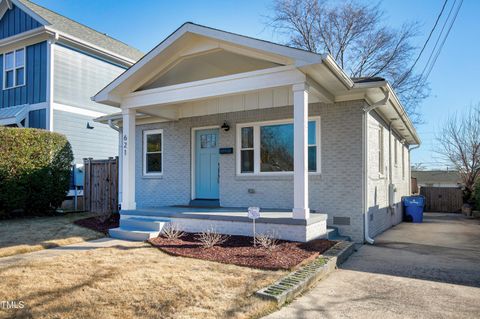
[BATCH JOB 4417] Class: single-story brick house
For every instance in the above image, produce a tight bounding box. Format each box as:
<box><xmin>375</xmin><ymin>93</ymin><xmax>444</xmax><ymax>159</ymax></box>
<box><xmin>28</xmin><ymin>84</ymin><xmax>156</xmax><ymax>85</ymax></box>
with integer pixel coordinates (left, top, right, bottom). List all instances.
<box><xmin>94</xmin><ymin>23</ymin><xmax>420</xmax><ymax>243</ymax></box>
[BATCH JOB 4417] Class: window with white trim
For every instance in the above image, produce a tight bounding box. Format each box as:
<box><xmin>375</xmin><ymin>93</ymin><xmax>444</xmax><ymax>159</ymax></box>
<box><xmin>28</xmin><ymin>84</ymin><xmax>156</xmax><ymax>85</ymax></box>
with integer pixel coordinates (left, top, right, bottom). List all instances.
<box><xmin>3</xmin><ymin>48</ymin><xmax>25</xmax><ymax>89</ymax></box>
<box><xmin>402</xmin><ymin>145</ymin><xmax>405</xmax><ymax>180</ymax></box>
<box><xmin>394</xmin><ymin>139</ymin><xmax>398</xmax><ymax>165</ymax></box>
<box><xmin>378</xmin><ymin>127</ymin><xmax>384</xmax><ymax>175</ymax></box>
<box><xmin>237</xmin><ymin>118</ymin><xmax>320</xmax><ymax>175</ymax></box>
<box><xmin>143</xmin><ymin>129</ymin><xmax>163</xmax><ymax>175</ymax></box>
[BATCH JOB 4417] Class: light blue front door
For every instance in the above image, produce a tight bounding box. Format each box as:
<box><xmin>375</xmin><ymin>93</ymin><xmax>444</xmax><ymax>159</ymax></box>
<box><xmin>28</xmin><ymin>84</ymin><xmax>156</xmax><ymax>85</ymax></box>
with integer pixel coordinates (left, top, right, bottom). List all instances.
<box><xmin>195</xmin><ymin>129</ymin><xmax>219</xmax><ymax>199</ymax></box>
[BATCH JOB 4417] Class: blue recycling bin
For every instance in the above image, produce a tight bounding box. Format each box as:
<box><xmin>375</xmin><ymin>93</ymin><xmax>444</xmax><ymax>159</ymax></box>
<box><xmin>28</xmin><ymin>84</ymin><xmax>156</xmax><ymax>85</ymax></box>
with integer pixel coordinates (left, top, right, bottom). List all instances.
<box><xmin>403</xmin><ymin>196</ymin><xmax>425</xmax><ymax>223</ymax></box>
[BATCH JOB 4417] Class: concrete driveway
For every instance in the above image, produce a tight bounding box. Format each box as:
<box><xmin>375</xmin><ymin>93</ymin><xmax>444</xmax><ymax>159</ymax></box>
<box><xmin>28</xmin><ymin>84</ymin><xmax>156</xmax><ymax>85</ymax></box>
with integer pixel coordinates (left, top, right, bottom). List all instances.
<box><xmin>266</xmin><ymin>213</ymin><xmax>480</xmax><ymax>319</ymax></box>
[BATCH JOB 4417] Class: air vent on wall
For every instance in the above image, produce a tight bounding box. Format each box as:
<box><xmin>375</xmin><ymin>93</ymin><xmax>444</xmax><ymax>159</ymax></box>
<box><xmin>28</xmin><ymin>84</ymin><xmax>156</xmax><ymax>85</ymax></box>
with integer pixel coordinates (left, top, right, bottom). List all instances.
<box><xmin>333</xmin><ymin>216</ymin><xmax>351</xmax><ymax>226</ymax></box>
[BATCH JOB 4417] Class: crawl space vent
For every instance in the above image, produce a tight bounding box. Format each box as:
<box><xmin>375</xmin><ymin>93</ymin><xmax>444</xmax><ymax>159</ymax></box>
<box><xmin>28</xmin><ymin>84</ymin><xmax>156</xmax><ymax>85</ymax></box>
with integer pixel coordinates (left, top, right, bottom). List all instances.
<box><xmin>333</xmin><ymin>216</ymin><xmax>351</xmax><ymax>226</ymax></box>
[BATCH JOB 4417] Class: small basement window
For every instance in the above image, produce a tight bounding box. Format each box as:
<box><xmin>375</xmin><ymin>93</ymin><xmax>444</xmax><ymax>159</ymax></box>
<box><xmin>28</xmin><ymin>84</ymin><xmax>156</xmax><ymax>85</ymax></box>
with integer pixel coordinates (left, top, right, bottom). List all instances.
<box><xmin>143</xmin><ymin>129</ymin><xmax>163</xmax><ymax>176</ymax></box>
<box><xmin>3</xmin><ymin>48</ymin><xmax>25</xmax><ymax>89</ymax></box>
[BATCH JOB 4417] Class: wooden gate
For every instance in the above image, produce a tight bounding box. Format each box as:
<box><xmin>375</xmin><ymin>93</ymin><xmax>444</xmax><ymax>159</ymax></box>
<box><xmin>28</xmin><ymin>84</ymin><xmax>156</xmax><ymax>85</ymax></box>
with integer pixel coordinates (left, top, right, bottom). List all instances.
<box><xmin>420</xmin><ymin>187</ymin><xmax>463</xmax><ymax>213</ymax></box>
<box><xmin>83</xmin><ymin>157</ymin><xmax>119</xmax><ymax>214</ymax></box>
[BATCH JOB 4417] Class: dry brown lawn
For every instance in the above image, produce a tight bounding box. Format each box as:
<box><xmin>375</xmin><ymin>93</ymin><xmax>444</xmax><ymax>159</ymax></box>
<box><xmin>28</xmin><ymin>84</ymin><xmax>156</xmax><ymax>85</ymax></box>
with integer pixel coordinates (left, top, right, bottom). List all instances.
<box><xmin>0</xmin><ymin>212</ymin><xmax>104</xmax><ymax>257</ymax></box>
<box><xmin>0</xmin><ymin>242</ymin><xmax>285</xmax><ymax>319</ymax></box>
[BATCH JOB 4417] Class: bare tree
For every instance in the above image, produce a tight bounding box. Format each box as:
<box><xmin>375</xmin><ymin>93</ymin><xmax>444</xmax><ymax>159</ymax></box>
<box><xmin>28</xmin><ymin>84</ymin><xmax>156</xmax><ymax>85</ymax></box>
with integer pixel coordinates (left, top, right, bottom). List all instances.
<box><xmin>268</xmin><ymin>0</ymin><xmax>428</xmax><ymax>123</ymax></box>
<box><xmin>436</xmin><ymin>104</ymin><xmax>480</xmax><ymax>201</ymax></box>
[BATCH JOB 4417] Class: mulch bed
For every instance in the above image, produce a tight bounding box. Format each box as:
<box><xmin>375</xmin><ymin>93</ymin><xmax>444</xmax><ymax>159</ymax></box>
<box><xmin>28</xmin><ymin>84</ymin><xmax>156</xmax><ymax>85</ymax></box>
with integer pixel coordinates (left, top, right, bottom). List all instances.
<box><xmin>74</xmin><ymin>213</ymin><xmax>120</xmax><ymax>234</ymax></box>
<box><xmin>148</xmin><ymin>233</ymin><xmax>336</xmax><ymax>270</ymax></box>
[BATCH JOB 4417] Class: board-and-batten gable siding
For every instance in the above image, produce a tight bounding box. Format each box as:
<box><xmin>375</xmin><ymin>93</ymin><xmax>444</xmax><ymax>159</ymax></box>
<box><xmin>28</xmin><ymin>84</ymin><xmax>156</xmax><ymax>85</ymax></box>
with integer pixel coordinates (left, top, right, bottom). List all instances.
<box><xmin>0</xmin><ymin>41</ymin><xmax>47</xmax><ymax>108</ymax></box>
<box><xmin>0</xmin><ymin>4</ymin><xmax>42</xmax><ymax>40</ymax></box>
<box><xmin>53</xmin><ymin>44</ymin><xmax>125</xmax><ymax>114</ymax></box>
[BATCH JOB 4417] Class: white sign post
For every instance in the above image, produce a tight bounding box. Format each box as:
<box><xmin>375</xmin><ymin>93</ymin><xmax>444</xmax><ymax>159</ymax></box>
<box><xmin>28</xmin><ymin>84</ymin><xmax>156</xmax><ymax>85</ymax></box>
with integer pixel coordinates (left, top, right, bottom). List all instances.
<box><xmin>248</xmin><ymin>207</ymin><xmax>260</xmax><ymax>247</ymax></box>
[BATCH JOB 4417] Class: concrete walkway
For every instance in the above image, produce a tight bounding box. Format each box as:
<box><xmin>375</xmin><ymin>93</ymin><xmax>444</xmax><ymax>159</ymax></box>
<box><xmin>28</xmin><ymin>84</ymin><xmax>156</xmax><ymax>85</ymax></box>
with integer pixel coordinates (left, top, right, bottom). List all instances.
<box><xmin>266</xmin><ymin>213</ymin><xmax>480</xmax><ymax>319</ymax></box>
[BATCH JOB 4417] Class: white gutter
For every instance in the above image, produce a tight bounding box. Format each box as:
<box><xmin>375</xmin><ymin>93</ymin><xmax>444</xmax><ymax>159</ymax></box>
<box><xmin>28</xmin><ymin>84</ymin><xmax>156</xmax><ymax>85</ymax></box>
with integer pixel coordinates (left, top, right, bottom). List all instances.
<box><xmin>408</xmin><ymin>144</ymin><xmax>421</xmax><ymax>194</ymax></box>
<box><xmin>362</xmin><ymin>89</ymin><xmax>390</xmax><ymax>244</ymax></box>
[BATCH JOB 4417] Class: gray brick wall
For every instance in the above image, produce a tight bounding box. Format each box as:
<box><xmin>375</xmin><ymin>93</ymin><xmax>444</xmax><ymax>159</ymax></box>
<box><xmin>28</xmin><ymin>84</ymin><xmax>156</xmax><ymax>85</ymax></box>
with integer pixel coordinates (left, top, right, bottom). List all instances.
<box><xmin>367</xmin><ymin>111</ymin><xmax>410</xmax><ymax>238</ymax></box>
<box><xmin>133</xmin><ymin>101</ymin><xmax>366</xmax><ymax>242</ymax></box>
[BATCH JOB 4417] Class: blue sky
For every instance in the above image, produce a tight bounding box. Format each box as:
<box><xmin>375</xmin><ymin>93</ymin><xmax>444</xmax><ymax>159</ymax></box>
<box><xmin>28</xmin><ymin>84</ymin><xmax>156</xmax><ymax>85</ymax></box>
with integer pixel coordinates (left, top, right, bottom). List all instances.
<box><xmin>34</xmin><ymin>0</ymin><xmax>480</xmax><ymax>169</ymax></box>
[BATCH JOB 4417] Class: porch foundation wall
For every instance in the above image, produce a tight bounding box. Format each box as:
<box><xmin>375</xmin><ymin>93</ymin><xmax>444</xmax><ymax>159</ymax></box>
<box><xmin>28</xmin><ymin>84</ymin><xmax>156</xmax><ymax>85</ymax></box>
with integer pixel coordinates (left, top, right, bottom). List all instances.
<box><xmin>167</xmin><ymin>217</ymin><xmax>327</xmax><ymax>242</ymax></box>
<box><xmin>133</xmin><ymin>101</ymin><xmax>366</xmax><ymax>242</ymax></box>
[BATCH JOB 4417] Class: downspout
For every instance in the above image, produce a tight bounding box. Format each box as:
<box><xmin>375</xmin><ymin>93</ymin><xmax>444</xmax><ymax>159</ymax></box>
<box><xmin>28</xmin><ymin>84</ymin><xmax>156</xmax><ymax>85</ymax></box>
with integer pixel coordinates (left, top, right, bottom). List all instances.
<box><xmin>363</xmin><ymin>89</ymin><xmax>390</xmax><ymax>244</ymax></box>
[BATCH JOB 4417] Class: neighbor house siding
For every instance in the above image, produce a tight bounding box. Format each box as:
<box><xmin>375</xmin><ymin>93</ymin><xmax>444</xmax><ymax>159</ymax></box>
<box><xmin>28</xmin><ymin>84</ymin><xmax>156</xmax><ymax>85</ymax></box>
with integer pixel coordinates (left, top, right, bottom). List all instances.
<box><xmin>53</xmin><ymin>44</ymin><xmax>125</xmax><ymax>114</ymax></box>
<box><xmin>366</xmin><ymin>111</ymin><xmax>410</xmax><ymax>237</ymax></box>
<box><xmin>28</xmin><ymin>108</ymin><xmax>46</xmax><ymax>128</ymax></box>
<box><xmin>0</xmin><ymin>4</ymin><xmax>42</xmax><ymax>39</ymax></box>
<box><xmin>132</xmin><ymin>100</ymin><xmax>366</xmax><ymax>242</ymax></box>
<box><xmin>0</xmin><ymin>41</ymin><xmax>47</xmax><ymax>108</ymax></box>
<box><xmin>53</xmin><ymin>109</ymin><xmax>118</xmax><ymax>163</ymax></box>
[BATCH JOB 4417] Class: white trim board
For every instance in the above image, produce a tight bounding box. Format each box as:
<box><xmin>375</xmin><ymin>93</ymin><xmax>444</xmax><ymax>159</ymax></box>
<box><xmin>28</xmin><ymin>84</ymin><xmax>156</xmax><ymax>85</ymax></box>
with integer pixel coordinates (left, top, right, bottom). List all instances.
<box><xmin>52</xmin><ymin>103</ymin><xmax>107</xmax><ymax>118</ymax></box>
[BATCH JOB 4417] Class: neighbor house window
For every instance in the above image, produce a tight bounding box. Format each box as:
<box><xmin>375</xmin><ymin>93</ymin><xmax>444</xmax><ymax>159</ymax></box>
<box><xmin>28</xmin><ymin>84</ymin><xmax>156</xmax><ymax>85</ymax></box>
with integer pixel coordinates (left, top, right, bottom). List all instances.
<box><xmin>378</xmin><ymin>128</ymin><xmax>384</xmax><ymax>175</ymax></box>
<box><xmin>3</xmin><ymin>48</ymin><xmax>25</xmax><ymax>89</ymax></box>
<box><xmin>237</xmin><ymin>118</ymin><xmax>320</xmax><ymax>175</ymax></box>
<box><xmin>143</xmin><ymin>129</ymin><xmax>163</xmax><ymax>175</ymax></box>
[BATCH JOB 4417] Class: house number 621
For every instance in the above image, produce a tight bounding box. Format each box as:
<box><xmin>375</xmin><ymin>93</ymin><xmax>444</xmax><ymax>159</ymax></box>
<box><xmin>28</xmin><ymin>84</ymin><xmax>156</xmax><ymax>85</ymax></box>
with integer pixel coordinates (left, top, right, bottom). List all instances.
<box><xmin>123</xmin><ymin>134</ymin><xmax>128</xmax><ymax>156</ymax></box>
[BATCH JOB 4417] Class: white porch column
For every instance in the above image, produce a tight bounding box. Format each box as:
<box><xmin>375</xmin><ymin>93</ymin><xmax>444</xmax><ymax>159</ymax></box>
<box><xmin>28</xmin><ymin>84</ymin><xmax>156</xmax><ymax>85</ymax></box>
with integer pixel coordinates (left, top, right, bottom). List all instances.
<box><xmin>121</xmin><ymin>108</ymin><xmax>136</xmax><ymax>210</ymax></box>
<box><xmin>292</xmin><ymin>83</ymin><xmax>310</xmax><ymax>219</ymax></box>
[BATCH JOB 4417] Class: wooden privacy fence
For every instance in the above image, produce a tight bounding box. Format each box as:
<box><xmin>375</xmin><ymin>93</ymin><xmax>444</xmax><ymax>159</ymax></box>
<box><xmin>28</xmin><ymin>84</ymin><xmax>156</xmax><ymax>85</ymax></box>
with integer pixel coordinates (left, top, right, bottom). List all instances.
<box><xmin>420</xmin><ymin>187</ymin><xmax>463</xmax><ymax>213</ymax></box>
<box><xmin>83</xmin><ymin>157</ymin><xmax>119</xmax><ymax>214</ymax></box>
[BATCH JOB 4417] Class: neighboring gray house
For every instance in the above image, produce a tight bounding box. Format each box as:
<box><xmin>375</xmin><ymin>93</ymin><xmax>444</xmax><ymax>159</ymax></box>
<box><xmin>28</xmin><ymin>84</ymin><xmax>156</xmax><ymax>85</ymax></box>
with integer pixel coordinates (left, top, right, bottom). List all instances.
<box><xmin>95</xmin><ymin>23</ymin><xmax>420</xmax><ymax>243</ymax></box>
<box><xmin>0</xmin><ymin>0</ymin><xmax>143</xmax><ymax>163</ymax></box>
<box><xmin>412</xmin><ymin>170</ymin><xmax>463</xmax><ymax>188</ymax></box>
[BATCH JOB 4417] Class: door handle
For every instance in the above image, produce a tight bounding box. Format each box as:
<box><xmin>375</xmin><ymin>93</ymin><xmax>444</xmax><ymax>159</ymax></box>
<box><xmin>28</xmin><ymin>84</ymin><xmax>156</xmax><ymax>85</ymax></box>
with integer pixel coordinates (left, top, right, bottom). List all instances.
<box><xmin>217</xmin><ymin>162</ymin><xmax>220</xmax><ymax>184</ymax></box>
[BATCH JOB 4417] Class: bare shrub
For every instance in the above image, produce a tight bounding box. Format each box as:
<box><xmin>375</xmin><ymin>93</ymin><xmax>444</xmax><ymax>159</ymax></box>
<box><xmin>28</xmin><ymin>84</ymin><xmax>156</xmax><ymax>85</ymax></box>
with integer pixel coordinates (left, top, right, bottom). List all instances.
<box><xmin>161</xmin><ymin>223</ymin><xmax>185</xmax><ymax>240</ymax></box>
<box><xmin>255</xmin><ymin>231</ymin><xmax>279</xmax><ymax>250</ymax></box>
<box><xmin>196</xmin><ymin>227</ymin><xmax>229</xmax><ymax>248</ymax></box>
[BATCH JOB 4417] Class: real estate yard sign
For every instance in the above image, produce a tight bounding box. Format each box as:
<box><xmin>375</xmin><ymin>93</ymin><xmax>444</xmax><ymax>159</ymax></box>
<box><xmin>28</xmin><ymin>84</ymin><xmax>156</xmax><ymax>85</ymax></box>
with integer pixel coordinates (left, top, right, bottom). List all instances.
<box><xmin>248</xmin><ymin>207</ymin><xmax>260</xmax><ymax>246</ymax></box>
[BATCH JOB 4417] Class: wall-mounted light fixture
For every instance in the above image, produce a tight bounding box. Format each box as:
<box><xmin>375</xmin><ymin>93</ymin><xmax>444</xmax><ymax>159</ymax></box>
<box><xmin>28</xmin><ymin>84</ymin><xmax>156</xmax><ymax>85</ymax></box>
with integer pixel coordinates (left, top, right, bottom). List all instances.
<box><xmin>86</xmin><ymin>122</ymin><xmax>94</xmax><ymax>129</ymax></box>
<box><xmin>221</xmin><ymin>121</ymin><xmax>230</xmax><ymax>131</ymax></box>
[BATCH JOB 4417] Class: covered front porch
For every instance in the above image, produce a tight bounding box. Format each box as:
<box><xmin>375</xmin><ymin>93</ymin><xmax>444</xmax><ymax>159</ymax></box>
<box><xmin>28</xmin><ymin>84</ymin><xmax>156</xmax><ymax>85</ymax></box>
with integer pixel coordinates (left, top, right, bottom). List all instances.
<box><xmin>93</xmin><ymin>23</ymin><xmax>360</xmax><ymax>242</ymax></box>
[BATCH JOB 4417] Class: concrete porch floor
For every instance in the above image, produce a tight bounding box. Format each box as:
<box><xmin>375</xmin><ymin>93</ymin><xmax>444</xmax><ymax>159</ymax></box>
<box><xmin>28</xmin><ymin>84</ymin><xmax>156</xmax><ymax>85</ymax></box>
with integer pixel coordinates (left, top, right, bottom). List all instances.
<box><xmin>120</xmin><ymin>206</ymin><xmax>328</xmax><ymax>225</ymax></box>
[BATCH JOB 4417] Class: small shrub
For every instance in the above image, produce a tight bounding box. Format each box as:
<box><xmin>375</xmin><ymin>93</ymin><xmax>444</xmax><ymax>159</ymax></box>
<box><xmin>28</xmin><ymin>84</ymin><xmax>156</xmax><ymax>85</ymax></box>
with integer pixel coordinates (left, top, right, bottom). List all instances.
<box><xmin>0</xmin><ymin>127</ymin><xmax>73</xmax><ymax>218</ymax></box>
<box><xmin>161</xmin><ymin>223</ymin><xmax>185</xmax><ymax>240</ymax></box>
<box><xmin>255</xmin><ymin>231</ymin><xmax>279</xmax><ymax>250</ymax></box>
<box><xmin>196</xmin><ymin>227</ymin><xmax>229</xmax><ymax>248</ymax></box>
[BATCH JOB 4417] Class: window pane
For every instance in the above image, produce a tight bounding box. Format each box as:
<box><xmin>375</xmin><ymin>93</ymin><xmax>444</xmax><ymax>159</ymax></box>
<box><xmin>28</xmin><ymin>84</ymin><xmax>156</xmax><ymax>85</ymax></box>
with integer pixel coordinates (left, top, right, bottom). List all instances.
<box><xmin>146</xmin><ymin>133</ymin><xmax>161</xmax><ymax>152</ymax></box>
<box><xmin>241</xmin><ymin>127</ymin><xmax>253</xmax><ymax>148</ymax></box>
<box><xmin>5</xmin><ymin>52</ymin><xmax>13</xmax><ymax>69</ymax></box>
<box><xmin>15</xmin><ymin>49</ymin><xmax>24</xmax><ymax>67</ymax></box>
<box><xmin>308</xmin><ymin>121</ymin><xmax>316</xmax><ymax>145</ymax></box>
<box><xmin>260</xmin><ymin>123</ymin><xmax>294</xmax><ymax>172</ymax></box>
<box><xmin>15</xmin><ymin>67</ymin><xmax>24</xmax><ymax>86</ymax></box>
<box><xmin>147</xmin><ymin>153</ymin><xmax>162</xmax><ymax>173</ymax></box>
<box><xmin>5</xmin><ymin>70</ymin><xmax>13</xmax><ymax>88</ymax></box>
<box><xmin>241</xmin><ymin>150</ymin><xmax>254</xmax><ymax>173</ymax></box>
<box><xmin>308</xmin><ymin>146</ymin><xmax>317</xmax><ymax>172</ymax></box>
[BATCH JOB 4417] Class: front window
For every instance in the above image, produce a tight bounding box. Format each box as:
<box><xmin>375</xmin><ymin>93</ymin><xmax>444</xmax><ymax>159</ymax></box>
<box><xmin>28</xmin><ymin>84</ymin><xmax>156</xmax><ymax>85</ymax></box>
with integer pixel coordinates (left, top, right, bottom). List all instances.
<box><xmin>3</xmin><ymin>48</ymin><xmax>25</xmax><ymax>89</ymax></box>
<box><xmin>378</xmin><ymin>128</ymin><xmax>384</xmax><ymax>175</ymax></box>
<box><xmin>143</xmin><ymin>129</ymin><xmax>163</xmax><ymax>175</ymax></box>
<box><xmin>238</xmin><ymin>118</ymin><xmax>320</xmax><ymax>175</ymax></box>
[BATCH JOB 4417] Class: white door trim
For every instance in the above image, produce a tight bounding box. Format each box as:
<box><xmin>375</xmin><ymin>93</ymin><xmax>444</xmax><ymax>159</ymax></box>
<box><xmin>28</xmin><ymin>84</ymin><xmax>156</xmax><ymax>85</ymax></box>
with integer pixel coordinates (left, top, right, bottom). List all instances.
<box><xmin>191</xmin><ymin>125</ymin><xmax>220</xmax><ymax>200</ymax></box>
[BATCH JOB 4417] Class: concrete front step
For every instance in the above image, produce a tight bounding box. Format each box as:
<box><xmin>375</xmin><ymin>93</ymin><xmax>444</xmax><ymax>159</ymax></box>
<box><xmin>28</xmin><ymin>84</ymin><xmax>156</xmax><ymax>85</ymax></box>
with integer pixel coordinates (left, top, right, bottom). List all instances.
<box><xmin>120</xmin><ymin>217</ymin><xmax>170</xmax><ymax>231</ymax></box>
<box><xmin>109</xmin><ymin>227</ymin><xmax>161</xmax><ymax>241</ymax></box>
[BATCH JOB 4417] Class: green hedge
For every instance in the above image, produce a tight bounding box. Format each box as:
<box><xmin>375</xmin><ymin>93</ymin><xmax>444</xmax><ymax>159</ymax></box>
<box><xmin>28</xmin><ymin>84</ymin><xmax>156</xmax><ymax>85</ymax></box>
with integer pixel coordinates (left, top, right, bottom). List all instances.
<box><xmin>0</xmin><ymin>127</ymin><xmax>73</xmax><ymax>218</ymax></box>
